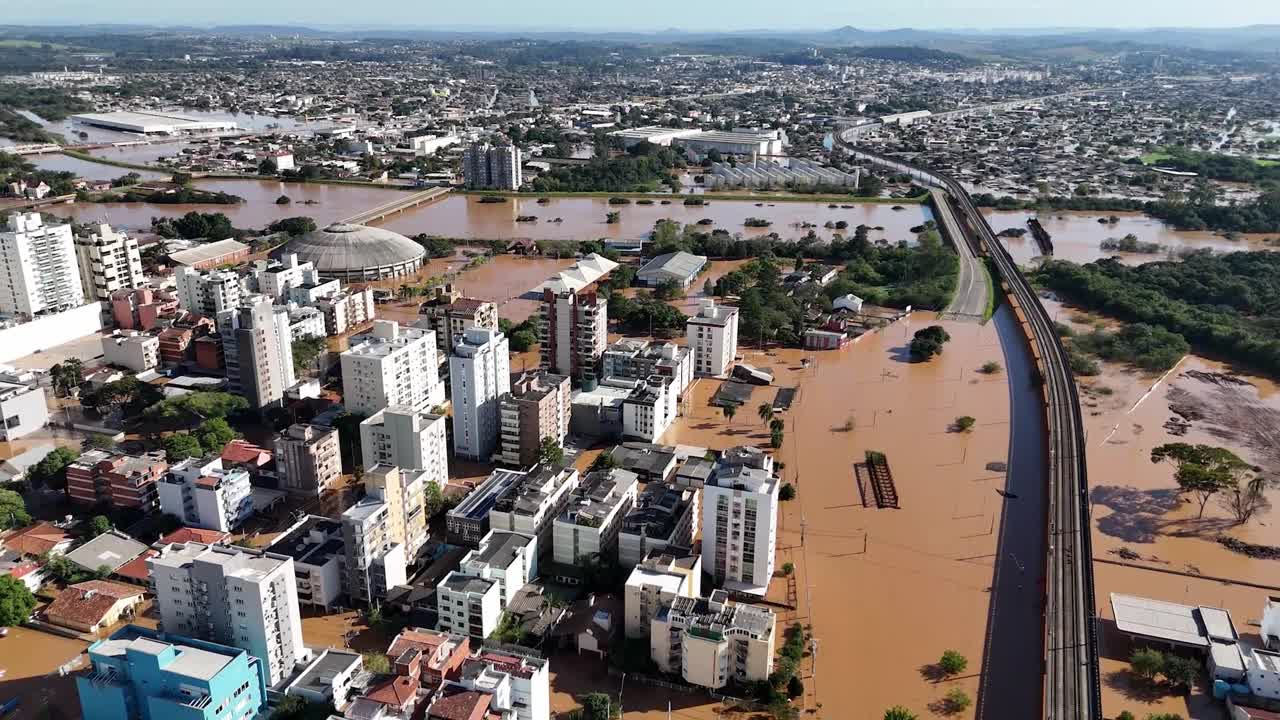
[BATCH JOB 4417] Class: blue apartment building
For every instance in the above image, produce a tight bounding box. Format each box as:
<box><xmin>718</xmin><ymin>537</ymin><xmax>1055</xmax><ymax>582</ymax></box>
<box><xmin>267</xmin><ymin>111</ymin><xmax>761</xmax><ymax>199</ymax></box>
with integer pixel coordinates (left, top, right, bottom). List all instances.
<box><xmin>75</xmin><ymin>625</ymin><xmax>268</xmax><ymax>720</ymax></box>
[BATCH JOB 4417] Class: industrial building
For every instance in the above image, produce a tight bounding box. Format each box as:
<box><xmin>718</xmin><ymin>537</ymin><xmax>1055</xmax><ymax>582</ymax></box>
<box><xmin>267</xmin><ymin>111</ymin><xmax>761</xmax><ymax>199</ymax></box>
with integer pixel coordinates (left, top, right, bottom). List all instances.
<box><xmin>71</xmin><ymin>110</ymin><xmax>238</xmax><ymax>135</ymax></box>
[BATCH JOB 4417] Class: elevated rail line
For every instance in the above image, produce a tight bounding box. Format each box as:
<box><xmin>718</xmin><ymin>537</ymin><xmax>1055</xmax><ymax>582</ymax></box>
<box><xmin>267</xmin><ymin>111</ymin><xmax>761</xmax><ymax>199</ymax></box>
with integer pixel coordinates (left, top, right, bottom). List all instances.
<box><xmin>837</xmin><ymin>131</ymin><xmax>1100</xmax><ymax>720</ymax></box>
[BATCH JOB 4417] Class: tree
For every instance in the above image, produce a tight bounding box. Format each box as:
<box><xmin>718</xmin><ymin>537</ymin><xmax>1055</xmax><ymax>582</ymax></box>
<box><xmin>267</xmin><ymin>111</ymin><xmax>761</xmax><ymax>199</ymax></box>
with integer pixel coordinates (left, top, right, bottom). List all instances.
<box><xmin>910</xmin><ymin>326</ymin><xmax>951</xmax><ymax>360</ymax></box>
<box><xmin>653</xmin><ymin>278</ymin><xmax>683</xmax><ymax>300</ymax></box>
<box><xmin>361</xmin><ymin>652</ymin><xmax>391</xmax><ymax>674</ymax></box>
<box><xmin>84</xmin><ymin>433</ymin><xmax>117</xmax><ymax>451</ymax></box>
<box><xmin>195</xmin><ymin>417</ymin><xmax>237</xmax><ymax>455</ymax></box>
<box><xmin>1150</xmin><ymin>443</ymin><xmax>1252</xmax><ymax>518</ymax></box>
<box><xmin>757</xmin><ymin>403</ymin><xmax>774</xmax><ymax>425</ymax></box>
<box><xmin>50</xmin><ymin>358</ymin><xmax>85</xmax><ymax>397</ymax></box>
<box><xmin>0</xmin><ymin>574</ymin><xmax>37</xmax><ymax>626</ymax></box>
<box><xmin>270</xmin><ymin>694</ymin><xmax>306</xmax><ymax>720</ymax></box>
<box><xmin>538</xmin><ymin>436</ymin><xmax>565</xmax><ymax>466</ymax></box>
<box><xmin>954</xmin><ymin>416</ymin><xmax>976</xmax><ymax>432</ymax></box>
<box><xmin>938</xmin><ymin>649</ymin><xmax>968</xmax><ymax>676</ymax></box>
<box><xmin>1161</xmin><ymin>655</ymin><xmax>1199</xmax><ymax>690</ymax></box>
<box><xmin>42</xmin><ymin>554</ymin><xmax>81</xmax><ymax>584</ymax></box>
<box><xmin>979</xmin><ymin>360</ymin><xmax>1002</xmax><ymax>374</ymax></box>
<box><xmin>1116</xmin><ymin>713</ymin><xmax>1135</xmax><ymax>720</ymax></box>
<box><xmin>722</xmin><ymin>404</ymin><xmax>737</xmax><ymax>424</ymax></box>
<box><xmin>884</xmin><ymin>708</ymin><xmax>919</xmax><ymax>720</ymax></box>
<box><xmin>781</xmin><ymin>562</ymin><xmax>795</xmax><ymax>575</ymax></box>
<box><xmin>27</xmin><ymin>446</ymin><xmax>78</xmax><ymax>489</ymax></box>
<box><xmin>258</xmin><ymin>158</ymin><xmax>278</xmax><ymax>175</ymax></box>
<box><xmin>163</xmin><ymin>433</ymin><xmax>204</xmax><ymax>462</ymax></box>
<box><xmin>292</xmin><ymin>335</ymin><xmax>327</xmax><ymax>375</ymax></box>
<box><xmin>578</xmin><ymin>692</ymin><xmax>617</xmax><ymax>720</ymax></box>
<box><xmin>87</xmin><ymin>515</ymin><xmax>113</xmax><ymax>539</ymax></box>
<box><xmin>779</xmin><ymin>483</ymin><xmax>796</xmax><ymax>501</ymax></box>
<box><xmin>606</xmin><ymin>211</ymin><xmax>621</xmax><ymax>224</ymax></box>
<box><xmin>1222</xmin><ymin>475</ymin><xmax>1271</xmax><ymax>525</ymax></box>
<box><xmin>1130</xmin><ymin>647</ymin><xmax>1164</xmax><ymax>680</ymax></box>
<box><xmin>943</xmin><ymin>688</ymin><xmax>971</xmax><ymax>713</ymax></box>
<box><xmin>787</xmin><ymin>674</ymin><xmax>804</xmax><ymax>699</ymax></box>
<box><xmin>267</xmin><ymin>216</ymin><xmax>317</xmax><ymax>236</ymax></box>
<box><xmin>0</xmin><ymin>489</ymin><xmax>31</xmax><ymax>529</ymax></box>
<box><xmin>333</xmin><ymin>412</ymin><xmax>368</xmax><ymax>472</ymax></box>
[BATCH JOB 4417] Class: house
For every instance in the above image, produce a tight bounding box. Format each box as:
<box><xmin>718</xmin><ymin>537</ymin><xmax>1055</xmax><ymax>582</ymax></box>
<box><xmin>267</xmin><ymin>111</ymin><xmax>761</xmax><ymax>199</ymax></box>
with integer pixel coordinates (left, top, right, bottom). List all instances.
<box><xmin>425</xmin><ymin>686</ymin><xmax>491</xmax><ymax>720</ymax></box>
<box><xmin>386</xmin><ymin>628</ymin><xmax>471</xmax><ymax>687</ymax></box>
<box><xmin>833</xmin><ymin>293</ymin><xmax>864</xmax><ymax>314</ymax></box>
<box><xmin>220</xmin><ymin>439</ymin><xmax>274</xmax><ymax>475</ymax></box>
<box><xmin>287</xmin><ymin>649</ymin><xmax>363</xmax><ymax>711</ymax></box>
<box><xmin>64</xmin><ymin>531</ymin><xmax>149</xmax><ymax>575</ymax></box>
<box><xmin>2</xmin><ymin>521</ymin><xmax>73</xmax><ymax>558</ymax></box>
<box><xmin>552</xmin><ymin>592</ymin><xmax>622</xmax><ymax>659</ymax></box>
<box><xmin>0</xmin><ymin>443</ymin><xmax>56</xmax><ymax>484</ymax></box>
<box><xmin>44</xmin><ymin>580</ymin><xmax>145</xmax><ymax>634</ymax></box>
<box><xmin>506</xmin><ymin>239</ymin><xmax>540</xmax><ymax>256</ymax></box>
<box><xmin>362</xmin><ymin>674</ymin><xmax>424</xmax><ymax>719</ymax></box>
<box><xmin>2</xmin><ymin>559</ymin><xmax>45</xmax><ymax>592</ymax></box>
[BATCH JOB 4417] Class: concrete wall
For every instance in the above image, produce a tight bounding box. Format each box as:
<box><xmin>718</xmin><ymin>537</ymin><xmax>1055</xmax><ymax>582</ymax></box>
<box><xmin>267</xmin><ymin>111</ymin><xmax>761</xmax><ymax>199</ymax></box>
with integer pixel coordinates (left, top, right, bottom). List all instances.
<box><xmin>0</xmin><ymin>302</ymin><xmax>103</xmax><ymax>364</ymax></box>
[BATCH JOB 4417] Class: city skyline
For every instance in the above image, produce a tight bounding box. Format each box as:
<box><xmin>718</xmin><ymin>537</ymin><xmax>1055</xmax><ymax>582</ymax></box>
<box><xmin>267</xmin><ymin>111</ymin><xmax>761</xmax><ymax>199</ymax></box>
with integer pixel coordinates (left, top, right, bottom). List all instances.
<box><xmin>14</xmin><ymin>0</ymin><xmax>1280</xmax><ymax>31</ymax></box>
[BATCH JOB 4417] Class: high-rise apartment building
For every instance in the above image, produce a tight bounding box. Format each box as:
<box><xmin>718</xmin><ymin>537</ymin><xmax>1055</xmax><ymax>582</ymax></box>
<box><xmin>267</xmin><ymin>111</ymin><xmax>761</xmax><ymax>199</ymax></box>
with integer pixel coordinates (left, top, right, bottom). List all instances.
<box><xmin>175</xmin><ymin>266</ymin><xmax>242</xmax><ymax>318</ymax></box>
<box><xmin>535</xmin><ymin>254</ymin><xmax>617</xmax><ymax>384</ymax></box>
<box><xmin>649</xmin><ymin>590</ymin><xmax>774</xmax><ymax>689</ymax></box>
<box><xmin>498</xmin><ymin>372</ymin><xmax>571</xmax><ymax>468</ymax></box>
<box><xmin>341</xmin><ymin>320</ymin><xmax>444</xmax><ymax>416</ymax></box>
<box><xmin>219</xmin><ymin>295</ymin><xmax>295</xmax><ymax>408</ymax></box>
<box><xmin>273</xmin><ymin>423</ymin><xmax>341</xmax><ymax>496</ymax></box>
<box><xmin>701</xmin><ymin>446</ymin><xmax>779</xmax><ymax>596</ymax></box>
<box><xmin>419</xmin><ymin>293</ymin><xmax>498</xmax><ymax>366</ymax></box>
<box><xmin>0</xmin><ymin>212</ymin><xmax>84</xmax><ymax>318</ymax></box>
<box><xmin>686</xmin><ymin>300</ymin><xmax>739</xmax><ymax>377</ymax></box>
<box><xmin>449</xmin><ymin>327</ymin><xmax>511</xmax><ymax>461</ymax></box>
<box><xmin>342</xmin><ymin>466</ymin><xmax>430</xmax><ymax>603</ymax></box>
<box><xmin>147</xmin><ymin>542</ymin><xmax>308</xmax><ymax>686</ymax></box>
<box><xmin>65</xmin><ymin>450</ymin><xmax>169</xmax><ymax>511</ymax></box>
<box><xmin>74</xmin><ymin>223</ymin><xmax>144</xmax><ymax>302</ymax></box>
<box><xmin>156</xmin><ymin>456</ymin><xmax>255</xmax><ymax>533</ymax></box>
<box><xmin>359</xmin><ymin>405</ymin><xmax>449</xmax><ymax>484</ymax></box>
<box><xmin>462</xmin><ymin>142</ymin><xmax>523</xmax><ymax>190</ymax></box>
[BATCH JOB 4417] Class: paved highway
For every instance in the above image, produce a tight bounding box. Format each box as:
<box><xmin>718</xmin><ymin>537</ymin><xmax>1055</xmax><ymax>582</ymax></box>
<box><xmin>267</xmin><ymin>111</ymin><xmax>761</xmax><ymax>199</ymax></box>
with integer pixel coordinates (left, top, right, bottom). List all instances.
<box><xmin>929</xmin><ymin>188</ymin><xmax>989</xmax><ymax>320</ymax></box>
<box><xmin>838</xmin><ymin>132</ymin><xmax>1100</xmax><ymax>720</ymax></box>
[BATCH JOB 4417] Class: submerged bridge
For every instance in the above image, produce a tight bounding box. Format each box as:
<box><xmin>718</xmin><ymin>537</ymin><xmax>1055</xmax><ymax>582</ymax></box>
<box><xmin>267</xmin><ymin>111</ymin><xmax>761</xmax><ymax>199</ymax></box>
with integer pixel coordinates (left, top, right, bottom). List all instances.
<box><xmin>340</xmin><ymin>186</ymin><xmax>452</xmax><ymax>226</ymax></box>
<box><xmin>837</xmin><ymin>131</ymin><xmax>1100</xmax><ymax>720</ymax></box>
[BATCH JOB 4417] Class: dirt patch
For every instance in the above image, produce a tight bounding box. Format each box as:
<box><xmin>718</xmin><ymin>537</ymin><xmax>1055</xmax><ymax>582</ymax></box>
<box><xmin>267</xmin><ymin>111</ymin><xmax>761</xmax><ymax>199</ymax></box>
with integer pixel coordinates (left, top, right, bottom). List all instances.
<box><xmin>1164</xmin><ymin>375</ymin><xmax>1280</xmax><ymax>474</ymax></box>
<box><xmin>1217</xmin><ymin>535</ymin><xmax>1280</xmax><ymax>560</ymax></box>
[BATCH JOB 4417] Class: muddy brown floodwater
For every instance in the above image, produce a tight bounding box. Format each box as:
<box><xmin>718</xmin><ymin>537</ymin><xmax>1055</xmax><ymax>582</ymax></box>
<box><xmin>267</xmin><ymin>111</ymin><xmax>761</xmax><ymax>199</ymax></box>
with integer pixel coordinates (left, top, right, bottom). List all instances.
<box><xmin>374</xmin><ymin>194</ymin><xmax>932</xmax><ymax>242</ymax></box>
<box><xmin>0</xmin><ymin>625</ymin><xmax>91</xmax><ymax>720</ymax></box>
<box><xmin>1038</xmin><ymin>298</ymin><xmax>1280</xmax><ymax>720</ymax></box>
<box><xmin>983</xmin><ymin>209</ymin><xmax>1276</xmax><ymax>266</ymax></box>
<box><xmin>660</xmin><ymin>312</ymin><xmax>1011</xmax><ymax>719</ymax></box>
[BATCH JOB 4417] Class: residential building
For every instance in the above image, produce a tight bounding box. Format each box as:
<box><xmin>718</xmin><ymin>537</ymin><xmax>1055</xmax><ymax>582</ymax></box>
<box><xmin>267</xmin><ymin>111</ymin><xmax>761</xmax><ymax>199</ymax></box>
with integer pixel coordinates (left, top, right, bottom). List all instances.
<box><xmin>65</xmin><ymin>531</ymin><xmax>148</xmax><ymax>575</ymax></box>
<box><xmin>621</xmin><ymin>377</ymin><xmax>673</xmax><ymax>442</ymax></box>
<box><xmin>686</xmin><ymin>300</ymin><xmax>739</xmax><ymax>377</ymax></box>
<box><xmin>273</xmin><ymin>423</ymin><xmax>341</xmax><ymax>496</ymax></box>
<box><xmin>45</xmin><ymin>579</ymin><xmax>145</xmax><ymax>634</ymax></box>
<box><xmin>266</xmin><ymin>515</ymin><xmax>344</xmax><ymax>609</ymax></box>
<box><xmin>702</xmin><ymin>446</ymin><xmax>780</xmax><ymax>596</ymax></box>
<box><xmin>552</xmin><ymin>468</ymin><xmax>638</xmax><ymax>565</ymax></box>
<box><xmin>341</xmin><ymin>466</ymin><xmax>431</xmax><ymax>605</ymax></box>
<box><xmin>420</xmin><ymin>295</ymin><xmax>498</xmax><ymax>367</ymax></box>
<box><xmin>147</xmin><ymin>542</ymin><xmax>308</xmax><ymax>686</ymax></box>
<box><xmin>601</xmin><ymin>339</ymin><xmax>693</xmax><ymax>401</ymax></box>
<box><xmin>449</xmin><ymin>327</ymin><xmax>511</xmax><ymax>461</ymax></box>
<box><xmin>618</xmin><ymin>482</ymin><xmax>699</xmax><ymax>568</ymax></box>
<box><xmin>0</xmin><ymin>378</ymin><xmax>49</xmax><ymax>442</ymax></box>
<box><xmin>635</xmin><ymin>251</ymin><xmax>708</xmax><ymax>290</ymax></box>
<box><xmin>447</xmin><ymin>468</ymin><xmax>526</xmax><ymax>547</ymax></box>
<box><xmin>101</xmin><ymin>333</ymin><xmax>160</xmax><ymax>373</ymax></box>
<box><xmin>65</xmin><ymin>450</ymin><xmax>169</xmax><ymax>511</ymax></box>
<box><xmin>174</xmin><ymin>267</ymin><xmax>242</xmax><ymax>318</ymax></box>
<box><xmin>386</xmin><ymin>628</ymin><xmax>471</xmax><ymax>688</ymax></box>
<box><xmin>1247</xmin><ymin>646</ymin><xmax>1280</xmax><ymax>700</ymax></box>
<box><xmin>463</xmin><ymin>142</ymin><xmax>523</xmax><ymax>190</ymax></box>
<box><xmin>649</xmin><ymin>591</ymin><xmax>775</xmax><ymax>689</ymax></box>
<box><xmin>435</xmin><ymin>571</ymin><xmax>501</xmax><ymax>639</ymax></box>
<box><xmin>365</xmin><ymin>465</ymin><xmax>430</xmax><ymax>560</ymax></box>
<box><xmin>498</xmin><ymin>372</ymin><xmax>570</xmax><ymax>468</ymax></box>
<box><xmin>624</xmin><ymin>549</ymin><xmax>701</xmax><ymax>638</ymax></box>
<box><xmin>1</xmin><ymin>520</ymin><xmax>72</xmax><ymax>558</ymax></box>
<box><xmin>609</xmin><ymin>442</ymin><xmax>679</xmax><ymax>484</ymax></box>
<box><xmin>359</xmin><ymin>405</ymin><xmax>449</xmax><ymax>484</ymax></box>
<box><xmin>341</xmin><ymin>320</ymin><xmax>444</xmax><ymax>415</ymax></box>
<box><xmin>218</xmin><ymin>295</ymin><xmax>295</xmax><ymax>408</ymax></box>
<box><xmin>75</xmin><ymin>625</ymin><xmax>268</xmax><ymax>720</ymax></box>
<box><xmin>455</xmin><ymin>648</ymin><xmax>550</xmax><ymax>720</ymax></box>
<box><xmin>0</xmin><ymin>212</ymin><xmax>83</xmax><ymax>319</ymax></box>
<box><xmin>156</xmin><ymin>457</ymin><xmax>255</xmax><ymax>533</ymax></box>
<box><xmin>286</xmin><ymin>649</ymin><xmax>363</xmax><ymax>711</ymax></box>
<box><xmin>535</xmin><ymin>254</ymin><xmax>617</xmax><ymax>383</ymax></box>
<box><xmin>74</xmin><ymin>223</ymin><xmax>144</xmax><ymax>302</ymax></box>
<box><xmin>111</xmin><ymin>287</ymin><xmax>179</xmax><ymax>331</ymax></box>
<box><xmin>456</xmin><ymin>530</ymin><xmax>537</xmax><ymax>610</ymax></box>
<box><xmin>249</xmin><ymin>254</ymin><xmax>314</xmax><ymax>300</ymax></box>
<box><xmin>488</xmin><ymin>465</ymin><xmax>580</xmax><ymax>553</ymax></box>
<box><xmin>312</xmin><ymin>285</ymin><xmax>376</xmax><ymax>336</ymax></box>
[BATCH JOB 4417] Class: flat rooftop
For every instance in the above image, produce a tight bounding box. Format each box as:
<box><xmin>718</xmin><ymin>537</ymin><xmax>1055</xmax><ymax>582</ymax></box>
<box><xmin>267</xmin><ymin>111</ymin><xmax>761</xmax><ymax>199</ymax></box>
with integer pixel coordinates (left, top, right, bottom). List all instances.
<box><xmin>1110</xmin><ymin>593</ymin><xmax>1236</xmax><ymax>648</ymax></box>
<box><xmin>450</xmin><ymin>468</ymin><xmax>527</xmax><ymax>522</ymax></box>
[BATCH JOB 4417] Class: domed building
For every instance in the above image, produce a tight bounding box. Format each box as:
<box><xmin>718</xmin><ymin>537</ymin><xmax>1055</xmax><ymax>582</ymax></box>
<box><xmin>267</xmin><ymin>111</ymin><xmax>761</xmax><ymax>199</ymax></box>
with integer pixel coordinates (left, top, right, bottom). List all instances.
<box><xmin>275</xmin><ymin>223</ymin><xmax>425</xmax><ymax>281</ymax></box>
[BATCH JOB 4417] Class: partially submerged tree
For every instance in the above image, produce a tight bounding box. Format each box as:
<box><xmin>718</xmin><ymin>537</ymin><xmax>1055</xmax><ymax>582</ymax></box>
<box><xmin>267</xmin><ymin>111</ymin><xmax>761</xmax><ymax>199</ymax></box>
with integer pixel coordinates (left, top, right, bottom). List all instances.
<box><xmin>1151</xmin><ymin>443</ymin><xmax>1253</xmax><ymax>519</ymax></box>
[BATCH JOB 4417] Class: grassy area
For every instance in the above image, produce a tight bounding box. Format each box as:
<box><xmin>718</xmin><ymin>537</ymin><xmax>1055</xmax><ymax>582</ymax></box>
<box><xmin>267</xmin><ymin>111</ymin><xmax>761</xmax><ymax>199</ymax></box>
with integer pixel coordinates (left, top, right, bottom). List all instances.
<box><xmin>59</xmin><ymin>150</ymin><xmax>169</xmax><ymax>173</ymax></box>
<box><xmin>981</xmin><ymin>261</ymin><xmax>997</xmax><ymax>322</ymax></box>
<box><xmin>1139</xmin><ymin>150</ymin><xmax>1175</xmax><ymax>165</ymax></box>
<box><xmin>460</xmin><ymin>189</ymin><xmax>928</xmax><ymax>204</ymax></box>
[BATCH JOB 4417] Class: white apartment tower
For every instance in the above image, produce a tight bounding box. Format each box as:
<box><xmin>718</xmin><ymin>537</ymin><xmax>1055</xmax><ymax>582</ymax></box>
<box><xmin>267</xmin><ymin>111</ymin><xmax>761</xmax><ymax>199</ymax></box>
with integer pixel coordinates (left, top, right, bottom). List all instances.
<box><xmin>0</xmin><ymin>212</ymin><xmax>84</xmax><ymax>319</ymax></box>
<box><xmin>463</xmin><ymin>142</ymin><xmax>523</xmax><ymax>190</ymax></box>
<box><xmin>341</xmin><ymin>320</ymin><xmax>444</xmax><ymax>416</ymax></box>
<box><xmin>156</xmin><ymin>456</ymin><xmax>255</xmax><ymax>533</ymax></box>
<box><xmin>686</xmin><ymin>300</ymin><xmax>739</xmax><ymax>377</ymax></box>
<box><xmin>74</xmin><ymin>223</ymin><xmax>145</xmax><ymax>302</ymax></box>
<box><xmin>449</xmin><ymin>327</ymin><xmax>511</xmax><ymax>461</ymax></box>
<box><xmin>536</xmin><ymin>254</ymin><xmax>617</xmax><ymax>384</ymax></box>
<box><xmin>175</xmin><ymin>266</ymin><xmax>243</xmax><ymax>318</ymax></box>
<box><xmin>359</xmin><ymin>405</ymin><xmax>449</xmax><ymax>487</ymax></box>
<box><xmin>701</xmin><ymin>447</ymin><xmax>779</xmax><ymax>596</ymax></box>
<box><xmin>219</xmin><ymin>295</ymin><xmax>295</xmax><ymax>408</ymax></box>
<box><xmin>147</xmin><ymin>542</ymin><xmax>308</xmax><ymax>686</ymax></box>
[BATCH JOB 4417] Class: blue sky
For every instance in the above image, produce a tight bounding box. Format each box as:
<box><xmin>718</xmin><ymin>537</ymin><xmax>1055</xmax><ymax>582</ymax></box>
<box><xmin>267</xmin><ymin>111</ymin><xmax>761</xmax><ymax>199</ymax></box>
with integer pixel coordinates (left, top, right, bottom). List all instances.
<box><xmin>16</xmin><ymin>0</ymin><xmax>1280</xmax><ymax>30</ymax></box>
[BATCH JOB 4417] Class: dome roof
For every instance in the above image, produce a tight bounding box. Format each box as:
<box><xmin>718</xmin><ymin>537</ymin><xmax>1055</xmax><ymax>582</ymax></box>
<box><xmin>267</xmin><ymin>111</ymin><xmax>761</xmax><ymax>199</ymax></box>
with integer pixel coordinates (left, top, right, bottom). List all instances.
<box><xmin>278</xmin><ymin>223</ymin><xmax>425</xmax><ymax>274</ymax></box>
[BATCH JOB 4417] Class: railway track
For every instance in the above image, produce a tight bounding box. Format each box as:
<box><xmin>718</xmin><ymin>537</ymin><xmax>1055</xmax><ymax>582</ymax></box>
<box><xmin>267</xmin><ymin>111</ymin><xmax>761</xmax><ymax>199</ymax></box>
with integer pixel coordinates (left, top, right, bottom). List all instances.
<box><xmin>837</xmin><ymin>132</ymin><xmax>1100</xmax><ymax>720</ymax></box>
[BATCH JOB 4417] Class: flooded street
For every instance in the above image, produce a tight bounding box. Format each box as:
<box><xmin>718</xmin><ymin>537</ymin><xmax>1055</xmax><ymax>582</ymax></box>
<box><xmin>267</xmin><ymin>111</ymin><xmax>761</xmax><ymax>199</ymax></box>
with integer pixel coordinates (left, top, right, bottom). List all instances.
<box><xmin>662</xmin><ymin>311</ymin><xmax>1011</xmax><ymax>719</ymax></box>
<box><xmin>373</xmin><ymin>255</ymin><xmax>577</xmax><ymax>325</ymax></box>
<box><xmin>31</xmin><ymin>152</ymin><xmax>172</xmax><ymax>182</ymax></box>
<box><xmin>984</xmin><ymin>209</ymin><xmax>1275</xmax><ymax>266</ymax></box>
<box><xmin>376</xmin><ymin>194</ymin><xmax>933</xmax><ymax>242</ymax></box>
<box><xmin>0</xmin><ymin>626</ymin><xmax>90</xmax><ymax>720</ymax></box>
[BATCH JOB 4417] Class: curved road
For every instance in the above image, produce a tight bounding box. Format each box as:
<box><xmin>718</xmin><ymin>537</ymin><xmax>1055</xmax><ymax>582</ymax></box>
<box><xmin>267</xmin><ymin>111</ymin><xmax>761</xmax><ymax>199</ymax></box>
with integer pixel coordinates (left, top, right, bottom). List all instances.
<box><xmin>930</xmin><ymin>188</ymin><xmax>990</xmax><ymax>319</ymax></box>
<box><xmin>838</xmin><ymin>134</ymin><xmax>1100</xmax><ymax>720</ymax></box>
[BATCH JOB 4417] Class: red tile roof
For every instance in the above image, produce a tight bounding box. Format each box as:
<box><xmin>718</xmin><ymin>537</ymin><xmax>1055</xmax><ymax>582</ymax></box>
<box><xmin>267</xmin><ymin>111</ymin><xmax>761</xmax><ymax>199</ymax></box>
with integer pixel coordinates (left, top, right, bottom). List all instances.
<box><xmin>428</xmin><ymin>689</ymin><xmax>490</xmax><ymax>720</ymax></box>
<box><xmin>221</xmin><ymin>439</ymin><xmax>272</xmax><ymax>467</ymax></box>
<box><xmin>114</xmin><ymin>549</ymin><xmax>158</xmax><ymax>582</ymax></box>
<box><xmin>364</xmin><ymin>675</ymin><xmax>419</xmax><ymax>709</ymax></box>
<box><xmin>2</xmin><ymin>522</ymin><xmax>70</xmax><ymax>557</ymax></box>
<box><xmin>45</xmin><ymin>580</ymin><xmax>143</xmax><ymax>629</ymax></box>
<box><xmin>159</xmin><ymin>528</ymin><xmax>229</xmax><ymax>545</ymax></box>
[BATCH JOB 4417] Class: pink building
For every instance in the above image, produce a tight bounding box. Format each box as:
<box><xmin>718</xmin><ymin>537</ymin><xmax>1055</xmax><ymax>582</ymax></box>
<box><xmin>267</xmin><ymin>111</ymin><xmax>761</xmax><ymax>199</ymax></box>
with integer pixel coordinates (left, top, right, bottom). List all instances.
<box><xmin>111</xmin><ymin>288</ymin><xmax>179</xmax><ymax>331</ymax></box>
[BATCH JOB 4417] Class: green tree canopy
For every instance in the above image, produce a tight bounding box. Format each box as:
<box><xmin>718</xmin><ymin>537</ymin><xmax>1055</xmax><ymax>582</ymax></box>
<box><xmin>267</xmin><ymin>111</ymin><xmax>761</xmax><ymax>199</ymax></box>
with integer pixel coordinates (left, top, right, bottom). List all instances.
<box><xmin>0</xmin><ymin>489</ymin><xmax>31</xmax><ymax>529</ymax></box>
<box><xmin>27</xmin><ymin>446</ymin><xmax>79</xmax><ymax>489</ymax></box>
<box><xmin>1151</xmin><ymin>443</ymin><xmax>1252</xmax><ymax>518</ymax></box>
<box><xmin>87</xmin><ymin>515</ymin><xmax>113</xmax><ymax>539</ymax></box>
<box><xmin>0</xmin><ymin>574</ymin><xmax>37</xmax><ymax>626</ymax></box>
<box><xmin>164</xmin><ymin>433</ymin><xmax>205</xmax><ymax>462</ymax></box>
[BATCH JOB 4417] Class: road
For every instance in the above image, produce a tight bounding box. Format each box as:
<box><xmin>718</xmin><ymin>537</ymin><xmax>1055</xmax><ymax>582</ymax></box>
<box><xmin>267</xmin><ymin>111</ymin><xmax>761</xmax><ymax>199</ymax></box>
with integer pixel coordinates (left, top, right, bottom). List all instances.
<box><xmin>837</xmin><ymin>134</ymin><xmax>1100</xmax><ymax>720</ymax></box>
<box><xmin>930</xmin><ymin>188</ymin><xmax>989</xmax><ymax>320</ymax></box>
